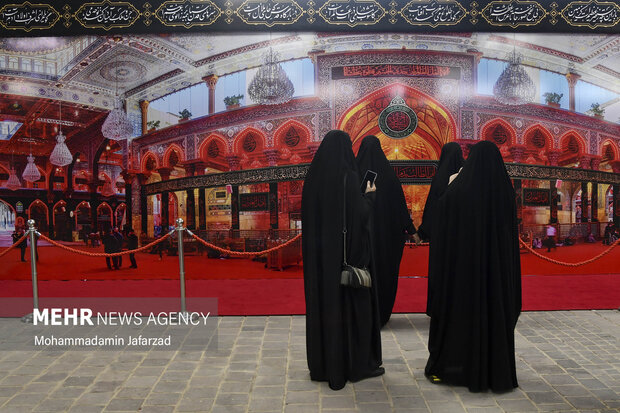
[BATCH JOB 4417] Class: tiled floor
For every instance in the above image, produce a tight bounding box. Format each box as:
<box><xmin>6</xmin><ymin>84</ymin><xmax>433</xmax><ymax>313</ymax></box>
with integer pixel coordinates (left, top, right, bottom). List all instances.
<box><xmin>0</xmin><ymin>310</ymin><xmax>619</xmax><ymax>412</ymax></box>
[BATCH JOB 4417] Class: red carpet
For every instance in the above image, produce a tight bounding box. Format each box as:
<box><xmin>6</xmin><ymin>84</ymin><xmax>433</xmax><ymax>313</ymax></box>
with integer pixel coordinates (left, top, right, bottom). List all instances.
<box><xmin>0</xmin><ymin>242</ymin><xmax>618</xmax><ymax>315</ymax></box>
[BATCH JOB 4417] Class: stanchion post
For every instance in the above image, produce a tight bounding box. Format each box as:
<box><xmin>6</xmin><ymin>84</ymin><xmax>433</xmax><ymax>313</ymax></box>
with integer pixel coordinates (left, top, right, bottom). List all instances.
<box><xmin>21</xmin><ymin>219</ymin><xmax>39</xmax><ymax>323</ymax></box>
<box><xmin>176</xmin><ymin>218</ymin><xmax>186</xmax><ymax>314</ymax></box>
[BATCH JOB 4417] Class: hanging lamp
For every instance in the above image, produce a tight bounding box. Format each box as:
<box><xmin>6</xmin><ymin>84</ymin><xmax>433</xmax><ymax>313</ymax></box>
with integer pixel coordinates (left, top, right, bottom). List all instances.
<box><xmin>22</xmin><ymin>125</ymin><xmax>41</xmax><ymax>182</ymax></box>
<box><xmin>101</xmin><ymin>48</ymin><xmax>133</xmax><ymax>141</ymax></box>
<box><xmin>49</xmin><ymin>101</ymin><xmax>73</xmax><ymax>166</ymax></box>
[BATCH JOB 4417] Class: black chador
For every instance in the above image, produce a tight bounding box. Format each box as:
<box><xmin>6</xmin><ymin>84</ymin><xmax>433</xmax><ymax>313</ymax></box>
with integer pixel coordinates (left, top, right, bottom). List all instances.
<box><xmin>417</xmin><ymin>142</ymin><xmax>464</xmax><ymax>241</ymax></box>
<box><xmin>302</xmin><ymin>130</ymin><xmax>383</xmax><ymax>391</ymax></box>
<box><xmin>356</xmin><ymin>135</ymin><xmax>416</xmax><ymax>327</ymax></box>
<box><xmin>425</xmin><ymin>141</ymin><xmax>522</xmax><ymax>393</ymax></box>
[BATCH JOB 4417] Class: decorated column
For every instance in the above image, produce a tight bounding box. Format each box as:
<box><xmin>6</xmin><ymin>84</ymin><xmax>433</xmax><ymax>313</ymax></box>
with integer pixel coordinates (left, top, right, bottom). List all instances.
<box><xmin>186</xmin><ymin>189</ymin><xmax>196</xmax><ymax>230</ymax></box>
<box><xmin>566</xmin><ymin>72</ymin><xmax>581</xmax><ymax>112</ymax></box>
<box><xmin>581</xmin><ymin>182</ymin><xmax>589</xmax><ymax>222</ymax></box>
<box><xmin>549</xmin><ymin>180</ymin><xmax>558</xmax><ymax>224</ymax></box>
<box><xmin>591</xmin><ymin>182</ymin><xmax>599</xmax><ymax>222</ymax></box>
<box><xmin>611</xmin><ymin>161</ymin><xmax>620</xmax><ymax>229</ymax></box>
<box><xmin>203</xmin><ymin>75</ymin><xmax>218</xmax><ymax>115</ymax></box>
<box><xmin>88</xmin><ymin>181</ymin><xmax>99</xmax><ymax>230</ymax></box>
<box><xmin>269</xmin><ymin>182</ymin><xmax>278</xmax><ymax>230</ymax></box>
<box><xmin>513</xmin><ymin>179</ymin><xmax>522</xmax><ymax>226</ymax></box>
<box><xmin>138</xmin><ymin>173</ymin><xmax>150</xmax><ymax>235</ymax></box>
<box><xmin>161</xmin><ymin>191</ymin><xmax>169</xmax><ymax>231</ymax></box>
<box><xmin>121</xmin><ymin>171</ymin><xmax>134</xmax><ymax>230</ymax></box>
<box><xmin>231</xmin><ymin>185</ymin><xmax>240</xmax><ymax>230</ymax></box>
<box><xmin>198</xmin><ymin>188</ymin><xmax>206</xmax><ymax>230</ymax></box>
<box><xmin>139</xmin><ymin>100</ymin><xmax>149</xmax><ymax>135</ymax></box>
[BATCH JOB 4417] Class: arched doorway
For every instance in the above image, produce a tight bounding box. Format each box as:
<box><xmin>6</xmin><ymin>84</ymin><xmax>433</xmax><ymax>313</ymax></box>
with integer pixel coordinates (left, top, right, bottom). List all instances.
<box><xmin>28</xmin><ymin>200</ymin><xmax>48</xmax><ymax>233</ymax></box>
<box><xmin>0</xmin><ymin>199</ymin><xmax>16</xmax><ymax>233</ymax></box>
<box><xmin>53</xmin><ymin>200</ymin><xmax>72</xmax><ymax>241</ymax></box>
<box><xmin>97</xmin><ymin>202</ymin><xmax>113</xmax><ymax>233</ymax></box>
<box><xmin>337</xmin><ymin>83</ymin><xmax>457</xmax><ymax>225</ymax></box>
<box><xmin>115</xmin><ymin>203</ymin><xmax>127</xmax><ymax>229</ymax></box>
<box><xmin>75</xmin><ymin>201</ymin><xmax>92</xmax><ymax>241</ymax></box>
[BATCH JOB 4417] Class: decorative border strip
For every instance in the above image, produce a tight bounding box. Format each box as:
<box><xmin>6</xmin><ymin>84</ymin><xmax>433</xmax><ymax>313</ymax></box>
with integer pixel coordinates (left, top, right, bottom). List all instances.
<box><xmin>143</xmin><ymin>161</ymin><xmax>620</xmax><ymax>195</ymax></box>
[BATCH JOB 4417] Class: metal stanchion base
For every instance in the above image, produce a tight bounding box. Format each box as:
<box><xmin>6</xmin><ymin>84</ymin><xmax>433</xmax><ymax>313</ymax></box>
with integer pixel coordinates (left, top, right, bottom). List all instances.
<box><xmin>21</xmin><ymin>313</ymin><xmax>34</xmax><ymax>324</ymax></box>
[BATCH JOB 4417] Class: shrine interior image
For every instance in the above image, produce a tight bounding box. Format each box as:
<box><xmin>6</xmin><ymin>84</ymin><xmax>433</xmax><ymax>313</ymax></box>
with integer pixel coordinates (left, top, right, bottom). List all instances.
<box><xmin>0</xmin><ymin>32</ymin><xmax>619</xmax><ymax>412</ymax></box>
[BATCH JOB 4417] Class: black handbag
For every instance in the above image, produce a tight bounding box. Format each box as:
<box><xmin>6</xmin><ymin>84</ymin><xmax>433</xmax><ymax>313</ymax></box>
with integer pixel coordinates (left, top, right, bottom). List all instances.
<box><xmin>340</xmin><ymin>174</ymin><xmax>372</xmax><ymax>289</ymax></box>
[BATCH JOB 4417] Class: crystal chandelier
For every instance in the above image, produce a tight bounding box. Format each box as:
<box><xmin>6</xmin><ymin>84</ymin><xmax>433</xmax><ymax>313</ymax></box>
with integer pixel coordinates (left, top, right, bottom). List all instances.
<box><xmin>248</xmin><ymin>47</ymin><xmax>294</xmax><ymax>105</ymax></box>
<box><xmin>101</xmin><ymin>99</ymin><xmax>133</xmax><ymax>141</ymax></box>
<box><xmin>50</xmin><ymin>101</ymin><xmax>73</xmax><ymax>166</ymax></box>
<box><xmin>6</xmin><ymin>166</ymin><xmax>21</xmax><ymax>190</ymax></box>
<box><xmin>493</xmin><ymin>49</ymin><xmax>536</xmax><ymax>106</ymax></box>
<box><xmin>22</xmin><ymin>154</ymin><xmax>41</xmax><ymax>182</ymax></box>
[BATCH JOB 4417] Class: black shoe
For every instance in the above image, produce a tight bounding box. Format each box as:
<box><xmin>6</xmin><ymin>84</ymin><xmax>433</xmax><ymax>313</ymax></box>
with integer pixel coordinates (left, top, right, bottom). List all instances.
<box><xmin>426</xmin><ymin>374</ymin><xmax>442</xmax><ymax>384</ymax></box>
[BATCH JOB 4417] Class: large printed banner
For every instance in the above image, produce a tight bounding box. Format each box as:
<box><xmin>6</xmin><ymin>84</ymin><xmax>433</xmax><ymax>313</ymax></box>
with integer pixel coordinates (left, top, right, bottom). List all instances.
<box><xmin>0</xmin><ymin>0</ymin><xmax>617</xmax><ymax>36</ymax></box>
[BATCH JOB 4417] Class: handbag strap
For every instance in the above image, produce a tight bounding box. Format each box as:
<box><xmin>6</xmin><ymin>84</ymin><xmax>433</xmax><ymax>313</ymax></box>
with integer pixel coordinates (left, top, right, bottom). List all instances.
<box><xmin>343</xmin><ymin>173</ymin><xmax>347</xmax><ymax>266</ymax></box>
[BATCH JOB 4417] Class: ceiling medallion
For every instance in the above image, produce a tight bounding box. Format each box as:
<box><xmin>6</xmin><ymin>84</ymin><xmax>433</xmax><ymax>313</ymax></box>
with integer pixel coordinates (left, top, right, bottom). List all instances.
<box><xmin>378</xmin><ymin>96</ymin><xmax>418</xmax><ymax>139</ymax></box>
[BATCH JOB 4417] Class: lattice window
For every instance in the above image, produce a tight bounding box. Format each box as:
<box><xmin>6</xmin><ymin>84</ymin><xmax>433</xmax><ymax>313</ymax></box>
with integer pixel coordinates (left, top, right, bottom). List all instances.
<box><xmin>531</xmin><ymin>130</ymin><xmax>546</xmax><ymax>148</ymax></box>
<box><xmin>491</xmin><ymin>124</ymin><xmax>508</xmax><ymax>145</ymax></box>
<box><xmin>283</xmin><ymin>126</ymin><xmax>301</xmax><ymax>147</ymax></box>
<box><xmin>243</xmin><ymin>133</ymin><xmax>257</xmax><ymax>153</ymax></box>
<box><xmin>168</xmin><ymin>150</ymin><xmax>179</xmax><ymax>167</ymax></box>
<box><xmin>207</xmin><ymin>140</ymin><xmax>220</xmax><ymax>158</ymax></box>
<box><xmin>145</xmin><ymin>157</ymin><xmax>156</xmax><ymax>171</ymax></box>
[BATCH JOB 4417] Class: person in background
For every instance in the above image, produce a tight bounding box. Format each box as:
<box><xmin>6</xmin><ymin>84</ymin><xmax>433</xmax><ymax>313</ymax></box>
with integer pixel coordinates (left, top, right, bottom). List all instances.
<box><xmin>544</xmin><ymin>224</ymin><xmax>557</xmax><ymax>252</ymax></box>
<box><xmin>12</xmin><ymin>228</ymin><xmax>27</xmax><ymax>262</ymax></box>
<box><xmin>127</xmin><ymin>228</ymin><xmax>138</xmax><ymax>269</ymax></box>
<box><xmin>112</xmin><ymin>227</ymin><xmax>124</xmax><ymax>268</ymax></box>
<box><xmin>532</xmin><ymin>237</ymin><xmax>543</xmax><ymax>249</ymax></box>
<box><xmin>585</xmin><ymin>233</ymin><xmax>596</xmax><ymax>243</ymax></box>
<box><xmin>102</xmin><ymin>230</ymin><xmax>118</xmax><ymax>270</ymax></box>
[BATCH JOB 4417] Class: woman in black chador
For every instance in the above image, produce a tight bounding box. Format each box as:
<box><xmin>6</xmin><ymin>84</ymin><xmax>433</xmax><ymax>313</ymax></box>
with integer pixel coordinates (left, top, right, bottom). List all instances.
<box><xmin>417</xmin><ymin>142</ymin><xmax>464</xmax><ymax>241</ymax></box>
<box><xmin>356</xmin><ymin>135</ymin><xmax>417</xmax><ymax>327</ymax></box>
<box><xmin>302</xmin><ymin>130</ymin><xmax>383</xmax><ymax>391</ymax></box>
<box><xmin>425</xmin><ymin>140</ymin><xmax>521</xmax><ymax>393</ymax></box>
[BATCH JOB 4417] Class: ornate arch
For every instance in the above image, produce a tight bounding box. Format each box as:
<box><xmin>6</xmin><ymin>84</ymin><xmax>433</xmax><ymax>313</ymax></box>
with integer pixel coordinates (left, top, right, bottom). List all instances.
<box><xmin>28</xmin><ymin>199</ymin><xmax>48</xmax><ymax>219</ymax></box>
<box><xmin>481</xmin><ymin>118</ymin><xmax>516</xmax><ymax>147</ymax></box>
<box><xmin>601</xmin><ymin>139</ymin><xmax>619</xmax><ymax>162</ymax></box>
<box><xmin>0</xmin><ymin>198</ymin><xmax>17</xmax><ymax>226</ymax></box>
<box><xmin>163</xmin><ymin>143</ymin><xmax>185</xmax><ymax>168</ymax></box>
<box><xmin>559</xmin><ymin>131</ymin><xmax>587</xmax><ymax>155</ymax></box>
<box><xmin>273</xmin><ymin>120</ymin><xmax>311</xmax><ymax>150</ymax></box>
<box><xmin>141</xmin><ymin>151</ymin><xmax>159</xmax><ymax>173</ymax></box>
<box><xmin>198</xmin><ymin>133</ymin><xmax>229</xmax><ymax>169</ymax></box>
<box><xmin>337</xmin><ymin>83</ymin><xmax>457</xmax><ymax>160</ymax></box>
<box><xmin>52</xmin><ymin>200</ymin><xmax>67</xmax><ymax>226</ymax></box>
<box><xmin>233</xmin><ymin>127</ymin><xmax>266</xmax><ymax>155</ymax></box>
<box><xmin>523</xmin><ymin>125</ymin><xmax>553</xmax><ymax>150</ymax></box>
<box><xmin>97</xmin><ymin>202</ymin><xmax>113</xmax><ymax>226</ymax></box>
<box><xmin>74</xmin><ymin>201</ymin><xmax>91</xmax><ymax>227</ymax></box>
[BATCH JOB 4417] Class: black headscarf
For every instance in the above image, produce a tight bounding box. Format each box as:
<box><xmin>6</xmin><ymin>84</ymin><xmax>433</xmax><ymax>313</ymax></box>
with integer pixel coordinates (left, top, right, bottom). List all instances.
<box><xmin>356</xmin><ymin>135</ymin><xmax>415</xmax><ymax>327</ymax></box>
<box><xmin>302</xmin><ymin>130</ymin><xmax>382</xmax><ymax>390</ymax></box>
<box><xmin>425</xmin><ymin>140</ymin><xmax>521</xmax><ymax>393</ymax></box>
<box><xmin>418</xmin><ymin>142</ymin><xmax>464</xmax><ymax>241</ymax></box>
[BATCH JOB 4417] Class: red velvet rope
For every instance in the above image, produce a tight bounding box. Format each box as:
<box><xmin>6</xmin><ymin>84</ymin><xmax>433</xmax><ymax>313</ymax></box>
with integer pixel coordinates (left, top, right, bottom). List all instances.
<box><xmin>189</xmin><ymin>232</ymin><xmax>302</xmax><ymax>257</ymax></box>
<box><xmin>0</xmin><ymin>234</ymin><xmax>27</xmax><ymax>258</ymax></box>
<box><xmin>519</xmin><ymin>237</ymin><xmax>619</xmax><ymax>266</ymax></box>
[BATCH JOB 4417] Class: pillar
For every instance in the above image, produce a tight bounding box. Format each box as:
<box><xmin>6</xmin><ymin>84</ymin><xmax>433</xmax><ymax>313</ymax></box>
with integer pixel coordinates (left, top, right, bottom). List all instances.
<box><xmin>157</xmin><ymin>167</ymin><xmax>172</xmax><ymax>181</ymax></box>
<box><xmin>581</xmin><ymin>182</ymin><xmax>589</xmax><ymax>222</ymax></box>
<box><xmin>186</xmin><ymin>189</ymin><xmax>196</xmax><ymax>230</ymax></box>
<box><xmin>88</xmin><ymin>181</ymin><xmax>98</xmax><ymax>230</ymax></box>
<box><xmin>198</xmin><ymin>187</ymin><xmax>206</xmax><ymax>230</ymax></box>
<box><xmin>47</xmin><ymin>194</ymin><xmax>55</xmax><ymax>239</ymax></box>
<box><xmin>183</xmin><ymin>160</ymin><xmax>206</xmax><ymax>177</ymax></box>
<box><xmin>139</xmin><ymin>100</ymin><xmax>149</xmax><ymax>135</ymax></box>
<box><xmin>550</xmin><ymin>180</ymin><xmax>558</xmax><ymax>224</ymax></box>
<box><xmin>161</xmin><ymin>191</ymin><xmax>170</xmax><ymax>231</ymax></box>
<box><xmin>138</xmin><ymin>173</ymin><xmax>150</xmax><ymax>235</ymax></box>
<box><xmin>591</xmin><ymin>182</ymin><xmax>598</xmax><ymax>222</ymax></box>
<box><xmin>513</xmin><ymin>179</ymin><xmax>522</xmax><ymax>226</ymax></box>
<box><xmin>269</xmin><ymin>182</ymin><xmax>278</xmax><ymax>230</ymax></box>
<box><xmin>566</xmin><ymin>72</ymin><xmax>581</xmax><ymax>112</ymax></box>
<box><xmin>121</xmin><ymin>171</ymin><xmax>134</xmax><ymax>230</ymax></box>
<box><xmin>231</xmin><ymin>185</ymin><xmax>239</xmax><ymax>230</ymax></box>
<box><xmin>202</xmin><ymin>75</ymin><xmax>218</xmax><ymax>115</ymax></box>
<box><xmin>614</xmin><ymin>184</ymin><xmax>620</xmax><ymax>229</ymax></box>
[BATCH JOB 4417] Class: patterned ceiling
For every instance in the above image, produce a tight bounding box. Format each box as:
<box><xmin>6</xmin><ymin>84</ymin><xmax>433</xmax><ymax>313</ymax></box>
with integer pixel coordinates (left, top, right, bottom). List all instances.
<box><xmin>0</xmin><ymin>33</ymin><xmax>618</xmax><ymax>156</ymax></box>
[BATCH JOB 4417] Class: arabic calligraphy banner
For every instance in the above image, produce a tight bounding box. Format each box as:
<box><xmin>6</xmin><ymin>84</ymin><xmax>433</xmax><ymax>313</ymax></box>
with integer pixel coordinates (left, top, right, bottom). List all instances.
<box><xmin>0</xmin><ymin>0</ymin><xmax>617</xmax><ymax>35</ymax></box>
<box><xmin>391</xmin><ymin>161</ymin><xmax>437</xmax><ymax>184</ymax></box>
<box><xmin>239</xmin><ymin>193</ymin><xmax>270</xmax><ymax>211</ymax></box>
<box><xmin>332</xmin><ymin>64</ymin><xmax>460</xmax><ymax>79</ymax></box>
<box><xmin>523</xmin><ymin>188</ymin><xmax>550</xmax><ymax>206</ymax></box>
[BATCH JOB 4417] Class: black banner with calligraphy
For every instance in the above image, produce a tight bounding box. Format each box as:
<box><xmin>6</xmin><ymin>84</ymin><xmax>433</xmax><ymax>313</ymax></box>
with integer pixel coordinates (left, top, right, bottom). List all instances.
<box><xmin>523</xmin><ymin>188</ymin><xmax>550</xmax><ymax>206</ymax></box>
<box><xmin>239</xmin><ymin>192</ymin><xmax>270</xmax><ymax>211</ymax></box>
<box><xmin>332</xmin><ymin>64</ymin><xmax>460</xmax><ymax>80</ymax></box>
<box><xmin>0</xmin><ymin>0</ymin><xmax>618</xmax><ymax>36</ymax></box>
<box><xmin>391</xmin><ymin>161</ymin><xmax>437</xmax><ymax>184</ymax></box>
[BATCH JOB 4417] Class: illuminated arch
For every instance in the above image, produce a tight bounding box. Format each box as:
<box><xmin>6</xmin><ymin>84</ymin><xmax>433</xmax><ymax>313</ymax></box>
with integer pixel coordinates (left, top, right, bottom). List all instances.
<box><xmin>97</xmin><ymin>202</ymin><xmax>113</xmax><ymax>226</ymax></box>
<box><xmin>601</xmin><ymin>139</ymin><xmax>619</xmax><ymax>162</ymax></box>
<box><xmin>74</xmin><ymin>201</ymin><xmax>91</xmax><ymax>227</ymax></box>
<box><xmin>0</xmin><ymin>198</ymin><xmax>17</xmax><ymax>228</ymax></box>
<box><xmin>481</xmin><ymin>119</ymin><xmax>516</xmax><ymax>147</ymax></box>
<box><xmin>115</xmin><ymin>203</ymin><xmax>127</xmax><ymax>227</ymax></box>
<box><xmin>559</xmin><ymin>131</ymin><xmax>587</xmax><ymax>155</ymax></box>
<box><xmin>234</xmin><ymin>127</ymin><xmax>266</xmax><ymax>155</ymax></box>
<box><xmin>28</xmin><ymin>199</ymin><xmax>48</xmax><ymax>220</ymax></box>
<box><xmin>337</xmin><ymin>83</ymin><xmax>457</xmax><ymax>160</ymax></box>
<box><xmin>52</xmin><ymin>200</ymin><xmax>67</xmax><ymax>226</ymax></box>
<box><xmin>163</xmin><ymin>144</ymin><xmax>185</xmax><ymax>168</ymax></box>
<box><xmin>140</xmin><ymin>151</ymin><xmax>159</xmax><ymax>173</ymax></box>
<box><xmin>198</xmin><ymin>133</ymin><xmax>229</xmax><ymax>171</ymax></box>
<box><xmin>523</xmin><ymin>125</ymin><xmax>553</xmax><ymax>150</ymax></box>
<box><xmin>273</xmin><ymin>120</ymin><xmax>311</xmax><ymax>149</ymax></box>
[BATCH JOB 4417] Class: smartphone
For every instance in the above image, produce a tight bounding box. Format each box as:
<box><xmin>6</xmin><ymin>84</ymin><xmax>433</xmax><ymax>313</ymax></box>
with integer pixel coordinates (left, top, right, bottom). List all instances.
<box><xmin>360</xmin><ymin>170</ymin><xmax>377</xmax><ymax>192</ymax></box>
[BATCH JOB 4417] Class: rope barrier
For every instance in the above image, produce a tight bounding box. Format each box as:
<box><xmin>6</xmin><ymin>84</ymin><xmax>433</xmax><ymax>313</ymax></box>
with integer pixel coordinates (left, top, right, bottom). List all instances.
<box><xmin>0</xmin><ymin>234</ymin><xmax>27</xmax><ymax>258</ymax></box>
<box><xmin>519</xmin><ymin>237</ymin><xmax>619</xmax><ymax>266</ymax></box>
<box><xmin>187</xmin><ymin>230</ymin><xmax>302</xmax><ymax>257</ymax></box>
<box><xmin>37</xmin><ymin>231</ymin><xmax>174</xmax><ymax>258</ymax></box>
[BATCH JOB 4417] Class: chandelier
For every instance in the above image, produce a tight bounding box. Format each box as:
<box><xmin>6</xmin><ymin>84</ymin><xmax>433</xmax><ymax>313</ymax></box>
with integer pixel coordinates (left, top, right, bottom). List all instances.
<box><xmin>493</xmin><ymin>49</ymin><xmax>536</xmax><ymax>106</ymax></box>
<box><xmin>102</xmin><ymin>99</ymin><xmax>133</xmax><ymax>141</ymax></box>
<box><xmin>50</xmin><ymin>101</ymin><xmax>73</xmax><ymax>166</ymax></box>
<box><xmin>248</xmin><ymin>47</ymin><xmax>294</xmax><ymax>105</ymax></box>
<box><xmin>6</xmin><ymin>166</ymin><xmax>21</xmax><ymax>191</ymax></box>
<box><xmin>22</xmin><ymin>154</ymin><xmax>41</xmax><ymax>182</ymax></box>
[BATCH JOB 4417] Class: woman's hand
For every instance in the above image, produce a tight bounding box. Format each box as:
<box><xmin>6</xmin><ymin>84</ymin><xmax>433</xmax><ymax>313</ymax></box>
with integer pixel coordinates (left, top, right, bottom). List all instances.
<box><xmin>365</xmin><ymin>181</ymin><xmax>376</xmax><ymax>193</ymax></box>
